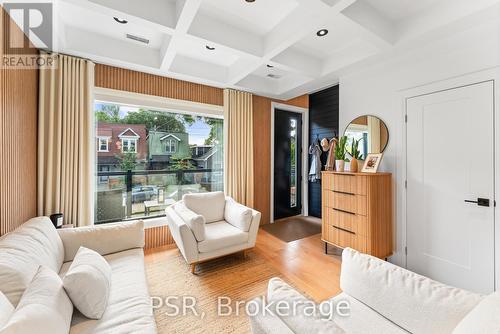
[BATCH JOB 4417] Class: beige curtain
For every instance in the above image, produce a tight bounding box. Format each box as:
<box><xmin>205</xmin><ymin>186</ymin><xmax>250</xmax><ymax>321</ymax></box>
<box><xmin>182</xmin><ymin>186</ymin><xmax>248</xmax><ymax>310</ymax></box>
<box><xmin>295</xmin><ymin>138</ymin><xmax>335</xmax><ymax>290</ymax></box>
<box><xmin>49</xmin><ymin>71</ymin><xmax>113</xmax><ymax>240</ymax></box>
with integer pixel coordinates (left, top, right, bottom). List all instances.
<box><xmin>223</xmin><ymin>89</ymin><xmax>254</xmax><ymax>207</ymax></box>
<box><xmin>38</xmin><ymin>53</ymin><xmax>95</xmax><ymax>226</ymax></box>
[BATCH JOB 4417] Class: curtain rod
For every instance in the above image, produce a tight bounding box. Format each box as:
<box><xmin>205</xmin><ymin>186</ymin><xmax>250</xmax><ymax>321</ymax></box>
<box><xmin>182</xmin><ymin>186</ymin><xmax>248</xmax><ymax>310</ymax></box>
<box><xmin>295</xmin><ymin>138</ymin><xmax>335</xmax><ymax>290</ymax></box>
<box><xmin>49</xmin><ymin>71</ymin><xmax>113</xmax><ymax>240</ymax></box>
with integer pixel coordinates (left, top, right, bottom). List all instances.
<box><xmin>40</xmin><ymin>50</ymin><xmax>94</xmax><ymax>63</ymax></box>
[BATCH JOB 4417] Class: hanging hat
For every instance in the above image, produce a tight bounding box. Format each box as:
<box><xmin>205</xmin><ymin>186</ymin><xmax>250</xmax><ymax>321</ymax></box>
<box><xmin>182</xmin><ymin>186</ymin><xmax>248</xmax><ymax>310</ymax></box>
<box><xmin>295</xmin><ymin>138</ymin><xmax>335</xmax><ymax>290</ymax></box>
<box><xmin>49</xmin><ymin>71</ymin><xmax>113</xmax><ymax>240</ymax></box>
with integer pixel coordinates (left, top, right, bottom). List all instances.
<box><xmin>320</xmin><ymin>138</ymin><xmax>330</xmax><ymax>151</ymax></box>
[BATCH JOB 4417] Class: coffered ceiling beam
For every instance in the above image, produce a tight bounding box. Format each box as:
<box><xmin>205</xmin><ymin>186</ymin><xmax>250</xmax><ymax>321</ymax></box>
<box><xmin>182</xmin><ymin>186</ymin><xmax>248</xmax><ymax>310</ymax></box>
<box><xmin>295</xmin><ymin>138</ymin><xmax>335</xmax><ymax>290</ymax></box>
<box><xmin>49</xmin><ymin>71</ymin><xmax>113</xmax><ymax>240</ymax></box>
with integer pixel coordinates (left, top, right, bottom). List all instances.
<box><xmin>226</xmin><ymin>0</ymin><xmax>357</xmax><ymax>85</ymax></box>
<box><xmin>160</xmin><ymin>0</ymin><xmax>202</xmax><ymax>71</ymax></box>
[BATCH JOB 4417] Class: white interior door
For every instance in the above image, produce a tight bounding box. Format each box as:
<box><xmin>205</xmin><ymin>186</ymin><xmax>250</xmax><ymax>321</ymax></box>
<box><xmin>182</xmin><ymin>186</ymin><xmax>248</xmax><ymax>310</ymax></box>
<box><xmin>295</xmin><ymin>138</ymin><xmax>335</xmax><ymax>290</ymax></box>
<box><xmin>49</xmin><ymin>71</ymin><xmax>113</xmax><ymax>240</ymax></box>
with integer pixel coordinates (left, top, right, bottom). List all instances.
<box><xmin>406</xmin><ymin>81</ymin><xmax>495</xmax><ymax>294</ymax></box>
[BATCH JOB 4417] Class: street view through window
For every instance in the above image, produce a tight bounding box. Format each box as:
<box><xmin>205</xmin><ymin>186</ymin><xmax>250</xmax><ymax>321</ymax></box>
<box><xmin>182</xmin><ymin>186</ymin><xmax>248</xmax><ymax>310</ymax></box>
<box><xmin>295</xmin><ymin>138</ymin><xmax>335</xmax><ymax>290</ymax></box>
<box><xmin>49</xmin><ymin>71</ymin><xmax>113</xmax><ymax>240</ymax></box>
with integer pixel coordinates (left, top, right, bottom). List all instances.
<box><xmin>95</xmin><ymin>102</ymin><xmax>224</xmax><ymax>224</ymax></box>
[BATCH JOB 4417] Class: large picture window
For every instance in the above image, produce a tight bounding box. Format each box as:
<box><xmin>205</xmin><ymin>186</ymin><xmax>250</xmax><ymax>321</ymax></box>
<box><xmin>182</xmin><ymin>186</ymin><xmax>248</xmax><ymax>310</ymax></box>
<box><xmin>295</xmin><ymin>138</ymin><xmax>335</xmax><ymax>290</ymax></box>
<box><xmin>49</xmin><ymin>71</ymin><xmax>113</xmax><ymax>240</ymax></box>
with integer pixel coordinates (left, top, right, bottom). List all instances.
<box><xmin>94</xmin><ymin>101</ymin><xmax>224</xmax><ymax>224</ymax></box>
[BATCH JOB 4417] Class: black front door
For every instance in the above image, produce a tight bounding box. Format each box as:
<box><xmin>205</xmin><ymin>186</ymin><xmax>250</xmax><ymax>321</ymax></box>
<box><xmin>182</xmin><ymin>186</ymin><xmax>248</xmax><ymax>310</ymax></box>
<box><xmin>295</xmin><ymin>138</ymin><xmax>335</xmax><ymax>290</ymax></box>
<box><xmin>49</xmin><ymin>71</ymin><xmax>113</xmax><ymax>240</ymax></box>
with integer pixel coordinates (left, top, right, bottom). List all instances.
<box><xmin>274</xmin><ymin>109</ymin><xmax>302</xmax><ymax>220</ymax></box>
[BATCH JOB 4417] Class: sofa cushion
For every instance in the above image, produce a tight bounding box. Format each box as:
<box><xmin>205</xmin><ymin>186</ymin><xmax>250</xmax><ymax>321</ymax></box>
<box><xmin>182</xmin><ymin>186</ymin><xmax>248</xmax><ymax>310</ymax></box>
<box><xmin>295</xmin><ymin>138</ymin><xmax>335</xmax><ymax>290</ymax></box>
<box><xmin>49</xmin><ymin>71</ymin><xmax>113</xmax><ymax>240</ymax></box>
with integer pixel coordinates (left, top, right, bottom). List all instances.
<box><xmin>183</xmin><ymin>191</ymin><xmax>225</xmax><ymax>223</ymax></box>
<box><xmin>248</xmin><ymin>297</ymin><xmax>295</xmax><ymax>334</ymax></box>
<box><xmin>58</xmin><ymin>221</ymin><xmax>144</xmax><ymax>262</ymax></box>
<box><xmin>340</xmin><ymin>248</ymin><xmax>483</xmax><ymax>334</ymax></box>
<box><xmin>174</xmin><ymin>202</ymin><xmax>206</xmax><ymax>241</ymax></box>
<box><xmin>1</xmin><ymin>266</ymin><xmax>73</xmax><ymax>334</ymax></box>
<box><xmin>0</xmin><ymin>292</ymin><xmax>14</xmax><ymax>329</ymax></box>
<box><xmin>248</xmin><ymin>296</ymin><xmax>345</xmax><ymax>334</ymax></box>
<box><xmin>224</xmin><ymin>198</ymin><xmax>252</xmax><ymax>232</ymax></box>
<box><xmin>328</xmin><ymin>293</ymin><xmax>409</xmax><ymax>334</ymax></box>
<box><xmin>197</xmin><ymin>221</ymin><xmax>248</xmax><ymax>253</ymax></box>
<box><xmin>267</xmin><ymin>277</ymin><xmax>311</xmax><ymax>304</ymax></box>
<box><xmin>265</xmin><ymin>278</ymin><xmax>345</xmax><ymax>334</ymax></box>
<box><xmin>59</xmin><ymin>248</ymin><xmax>156</xmax><ymax>334</ymax></box>
<box><xmin>63</xmin><ymin>247</ymin><xmax>112</xmax><ymax>319</ymax></box>
<box><xmin>0</xmin><ymin>217</ymin><xmax>64</xmax><ymax>306</ymax></box>
<box><xmin>453</xmin><ymin>291</ymin><xmax>500</xmax><ymax>334</ymax></box>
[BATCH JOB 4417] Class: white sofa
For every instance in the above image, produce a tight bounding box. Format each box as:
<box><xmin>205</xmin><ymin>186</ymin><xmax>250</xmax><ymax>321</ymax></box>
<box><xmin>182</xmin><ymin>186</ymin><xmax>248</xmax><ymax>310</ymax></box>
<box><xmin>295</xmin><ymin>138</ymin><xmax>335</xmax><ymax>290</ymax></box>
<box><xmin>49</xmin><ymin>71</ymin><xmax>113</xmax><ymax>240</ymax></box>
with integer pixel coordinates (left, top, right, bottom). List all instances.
<box><xmin>165</xmin><ymin>192</ymin><xmax>261</xmax><ymax>273</ymax></box>
<box><xmin>0</xmin><ymin>217</ymin><xmax>156</xmax><ymax>334</ymax></box>
<box><xmin>250</xmin><ymin>248</ymin><xmax>497</xmax><ymax>334</ymax></box>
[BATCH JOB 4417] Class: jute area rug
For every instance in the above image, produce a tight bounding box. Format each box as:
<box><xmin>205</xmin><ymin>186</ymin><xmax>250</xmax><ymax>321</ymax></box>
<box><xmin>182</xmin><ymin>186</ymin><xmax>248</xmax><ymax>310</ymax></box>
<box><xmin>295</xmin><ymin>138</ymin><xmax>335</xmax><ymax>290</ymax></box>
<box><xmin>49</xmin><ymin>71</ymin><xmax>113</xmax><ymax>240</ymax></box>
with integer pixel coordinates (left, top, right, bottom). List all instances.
<box><xmin>146</xmin><ymin>250</ymin><xmax>286</xmax><ymax>334</ymax></box>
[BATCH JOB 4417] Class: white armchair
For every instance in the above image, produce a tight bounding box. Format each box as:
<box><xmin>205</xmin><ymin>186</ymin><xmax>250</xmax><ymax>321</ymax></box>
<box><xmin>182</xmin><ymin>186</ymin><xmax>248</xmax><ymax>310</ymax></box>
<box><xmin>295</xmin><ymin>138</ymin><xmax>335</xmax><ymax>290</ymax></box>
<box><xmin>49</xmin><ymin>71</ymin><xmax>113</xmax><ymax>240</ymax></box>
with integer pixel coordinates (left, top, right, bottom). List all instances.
<box><xmin>165</xmin><ymin>191</ymin><xmax>261</xmax><ymax>273</ymax></box>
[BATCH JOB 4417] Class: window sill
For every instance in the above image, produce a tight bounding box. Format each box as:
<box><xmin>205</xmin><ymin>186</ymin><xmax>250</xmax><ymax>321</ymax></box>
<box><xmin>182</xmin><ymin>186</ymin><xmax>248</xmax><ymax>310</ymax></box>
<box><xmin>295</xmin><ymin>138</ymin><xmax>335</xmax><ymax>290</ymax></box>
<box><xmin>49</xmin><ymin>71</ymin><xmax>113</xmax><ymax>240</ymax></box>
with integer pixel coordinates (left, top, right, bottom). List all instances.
<box><xmin>125</xmin><ymin>216</ymin><xmax>168</xmax><ymax>229</ymax></box>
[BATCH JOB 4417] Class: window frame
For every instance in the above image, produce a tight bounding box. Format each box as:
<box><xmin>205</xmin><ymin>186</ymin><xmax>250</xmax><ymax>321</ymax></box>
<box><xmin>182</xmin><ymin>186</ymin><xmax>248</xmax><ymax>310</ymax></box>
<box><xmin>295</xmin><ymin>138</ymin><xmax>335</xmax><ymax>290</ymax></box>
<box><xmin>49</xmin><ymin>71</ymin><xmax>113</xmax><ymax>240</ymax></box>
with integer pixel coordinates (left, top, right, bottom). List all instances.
<box><xmin>93</xmin><ymin>88</ymin><xmax>225</xmax><ymax>226</ymax></box>
<box><xmin>98</xmin><ymin>165</ymin><xmax>110</xmax><ymax>184</ymax></box>
<box><xmin>121</xmin><ymin>137</ymin><xmax>138</xmax><ymax>153</ymax></box>
<box><xmin>97</xmin><ymin>136</ymin><xmax>110</xmax><ymax>152</ymax></box>
<box><xmin>165</xmin><ymin>138</ymin><xmax>177</xmax><ymax>154</ymax></box>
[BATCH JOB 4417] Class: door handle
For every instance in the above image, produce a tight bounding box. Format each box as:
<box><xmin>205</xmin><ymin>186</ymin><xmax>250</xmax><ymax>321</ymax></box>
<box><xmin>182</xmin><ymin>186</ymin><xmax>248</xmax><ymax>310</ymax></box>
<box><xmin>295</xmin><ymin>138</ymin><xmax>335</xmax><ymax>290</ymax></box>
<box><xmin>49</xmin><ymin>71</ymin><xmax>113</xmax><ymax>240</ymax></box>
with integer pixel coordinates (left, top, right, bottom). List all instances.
<box><xmin>464</xmin><ymin>198</ymin><xmax>490</xmax><ymax>207</ymax></box>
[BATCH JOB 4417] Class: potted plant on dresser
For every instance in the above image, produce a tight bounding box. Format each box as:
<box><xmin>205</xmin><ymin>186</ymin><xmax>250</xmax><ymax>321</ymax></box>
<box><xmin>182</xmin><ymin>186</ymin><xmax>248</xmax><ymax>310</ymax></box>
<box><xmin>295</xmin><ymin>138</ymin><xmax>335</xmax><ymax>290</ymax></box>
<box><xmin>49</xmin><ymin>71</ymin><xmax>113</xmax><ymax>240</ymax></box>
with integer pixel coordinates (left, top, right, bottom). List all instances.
<box><xmin>334</xmin><ymin>136</ymin><xmax>348</xmax><ymax>172</ymax></box>
<box><xmin>349</xmin><ymin>138</ymin><xmax>364</xmax><ymax>172</ymax></box>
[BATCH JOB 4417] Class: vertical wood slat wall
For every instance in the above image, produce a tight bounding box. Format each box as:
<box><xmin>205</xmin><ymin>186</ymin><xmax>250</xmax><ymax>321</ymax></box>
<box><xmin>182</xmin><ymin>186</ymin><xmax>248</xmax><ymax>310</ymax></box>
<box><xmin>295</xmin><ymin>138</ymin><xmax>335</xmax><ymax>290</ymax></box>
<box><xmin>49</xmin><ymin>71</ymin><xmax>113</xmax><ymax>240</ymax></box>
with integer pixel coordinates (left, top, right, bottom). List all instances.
<box><xmin>0</xmin><ymin>9</ymin><xmax>39</xmax><ymax>236</ymax></box>
<box><xmin>144</xmin><ymin>225</ymin><xmax>175</xmax><ymax>249</ymax></box>
<box><xmin>95</xmin><ymin>64</ymin><xmax>224</xmax><ymax>106</ymax></box>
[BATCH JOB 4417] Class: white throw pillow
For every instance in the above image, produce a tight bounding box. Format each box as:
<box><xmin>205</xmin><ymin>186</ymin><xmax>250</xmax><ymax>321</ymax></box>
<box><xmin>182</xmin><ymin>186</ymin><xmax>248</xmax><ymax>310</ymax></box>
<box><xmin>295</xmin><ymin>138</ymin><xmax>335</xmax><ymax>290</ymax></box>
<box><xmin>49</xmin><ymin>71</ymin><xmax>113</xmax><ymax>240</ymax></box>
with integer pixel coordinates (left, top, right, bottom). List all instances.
<box><xmin>453</xmin><ymin>291</ymin><xmax>500</xmax><ymax>334</ymax></box>
<box><xmin>0</xmin><ymin>292</ymin><xmax>14</xmax><ymax>329</ymax></box>
<box><xmin>224</xmin><ymin>198</ymin><xmax>253</xmax><ymax>232</ymax></box>
<box><xmin>0</xmin><ymin>266</ymin><xmax>73</xmax><ymax>334</ymax></box>
<box><xmin>183</xmin><ymin>191</ymin><xmax>226</xmax><ymax>223</ymax></box>
<box><xmin>174</xmin><ymin>202</ymin><xmax>206</xmax><ymax>241</ymax></box>
<box><xmin>0</xmin><ymin>217</ymin><xmax>64</xmax><ymax>306</ymax></box>
<box><xmin>63</xmin><ymin>247</ymin><xmax>111</xmax><ymax>319</ymax></box>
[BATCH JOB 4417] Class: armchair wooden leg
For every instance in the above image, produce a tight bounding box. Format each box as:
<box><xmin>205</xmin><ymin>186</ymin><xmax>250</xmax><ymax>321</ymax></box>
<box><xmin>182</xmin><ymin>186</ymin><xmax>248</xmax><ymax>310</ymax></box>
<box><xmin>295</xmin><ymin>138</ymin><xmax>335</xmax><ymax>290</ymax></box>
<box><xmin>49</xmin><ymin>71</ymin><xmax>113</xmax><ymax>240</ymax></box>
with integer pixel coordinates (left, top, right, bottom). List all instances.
<box><xmin>191</xmin><ymin>263</ymin><xmax>196</xmax><ymax>274</ymax></box>
<box><xmin>243</xmin><ymin>249</ymin><xmax>251</xmax><ymax>259</ymax></box>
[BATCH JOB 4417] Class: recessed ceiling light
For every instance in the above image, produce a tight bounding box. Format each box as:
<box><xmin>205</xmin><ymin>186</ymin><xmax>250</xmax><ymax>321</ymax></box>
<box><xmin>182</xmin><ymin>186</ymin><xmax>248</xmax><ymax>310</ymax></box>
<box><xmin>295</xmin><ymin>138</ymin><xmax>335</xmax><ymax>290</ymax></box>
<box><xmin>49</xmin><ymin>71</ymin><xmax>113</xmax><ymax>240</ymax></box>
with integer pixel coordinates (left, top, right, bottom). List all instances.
<box><xmin>206</xmin><ymin>45</ymin><xmax>215</xmax><ymax>50</ymax></box>
<box><xmin>113</xmin><ymin>17</ymin><xmax>128</xmax><ymax>24</ymax></box>
<box><xmin>316</xmin><ymin>29</ymin><xmax>328</xmax><ymax>37</ymax></box>
<box><xmin>266</xmin><ymin>64</ymin><xmax>274</xmax><ymax>68</ymax></box>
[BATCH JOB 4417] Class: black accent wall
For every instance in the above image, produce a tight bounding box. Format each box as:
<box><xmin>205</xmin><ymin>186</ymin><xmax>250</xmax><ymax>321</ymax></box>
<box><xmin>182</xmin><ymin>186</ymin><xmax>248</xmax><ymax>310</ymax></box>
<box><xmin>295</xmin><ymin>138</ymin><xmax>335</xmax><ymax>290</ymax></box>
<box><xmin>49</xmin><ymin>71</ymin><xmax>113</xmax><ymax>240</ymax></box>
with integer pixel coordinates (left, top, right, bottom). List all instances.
<box><xmin>308</xmin><ymin>85</ymin><xmax>339</xmax><ymax>218</ymax></box>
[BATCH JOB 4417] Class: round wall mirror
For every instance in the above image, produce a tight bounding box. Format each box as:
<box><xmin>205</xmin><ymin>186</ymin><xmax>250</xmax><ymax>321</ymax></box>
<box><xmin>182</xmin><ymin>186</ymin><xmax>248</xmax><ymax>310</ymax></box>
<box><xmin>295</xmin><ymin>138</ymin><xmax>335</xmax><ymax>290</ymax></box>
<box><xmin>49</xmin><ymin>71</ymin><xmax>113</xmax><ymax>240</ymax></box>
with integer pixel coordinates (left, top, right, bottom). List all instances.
<box><xmin>344</xmin><ymin>115</ymin><xmax>389</xmax><ymax>159</ymax></box>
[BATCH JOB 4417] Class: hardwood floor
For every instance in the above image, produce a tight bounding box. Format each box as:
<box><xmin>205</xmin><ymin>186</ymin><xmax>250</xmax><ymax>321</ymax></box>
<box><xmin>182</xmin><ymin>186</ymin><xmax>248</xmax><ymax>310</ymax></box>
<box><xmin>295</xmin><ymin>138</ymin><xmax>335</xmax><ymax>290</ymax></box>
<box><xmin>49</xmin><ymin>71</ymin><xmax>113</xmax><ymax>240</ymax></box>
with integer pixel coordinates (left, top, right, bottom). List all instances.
<box><xmin>144</xmin><ymin>224</ymin><xmax>343</xmax><ymax>303</ymax></box>
<box><xmin>253</xmin><ymin>227</ymin><xmax>342</xmax><ymax>302</ymax></box>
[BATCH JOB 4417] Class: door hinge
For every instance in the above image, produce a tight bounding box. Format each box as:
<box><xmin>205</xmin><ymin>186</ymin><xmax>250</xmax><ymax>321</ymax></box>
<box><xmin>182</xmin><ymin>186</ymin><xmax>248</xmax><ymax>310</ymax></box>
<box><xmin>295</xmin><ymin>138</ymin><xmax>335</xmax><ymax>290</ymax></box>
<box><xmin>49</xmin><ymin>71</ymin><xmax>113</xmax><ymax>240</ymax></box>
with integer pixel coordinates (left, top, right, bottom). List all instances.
<box><xmin>405</xmin><ymin>246</ymin><xmax>408</xmax><ymax>255</ymax></box>
<box><xmin>405</xmin><ymin>115</ymin><xmax>408</xmax><ymax>123</ymax></box>
<box><xmin>405</xmin><ymin>180</ymin><xmax>407</xmax><ymax>189</ymax></box>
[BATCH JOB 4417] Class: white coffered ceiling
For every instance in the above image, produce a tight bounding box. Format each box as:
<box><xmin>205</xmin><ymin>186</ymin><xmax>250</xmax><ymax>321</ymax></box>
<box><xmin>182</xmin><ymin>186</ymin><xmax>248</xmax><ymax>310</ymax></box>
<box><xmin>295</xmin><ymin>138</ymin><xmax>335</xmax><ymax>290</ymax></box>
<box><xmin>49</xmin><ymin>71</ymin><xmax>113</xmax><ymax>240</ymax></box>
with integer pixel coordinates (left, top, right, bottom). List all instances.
<box><xmin>51</xmin><ymin>0</ymin><xmax>500</xmax><ymax>100</ymax></box>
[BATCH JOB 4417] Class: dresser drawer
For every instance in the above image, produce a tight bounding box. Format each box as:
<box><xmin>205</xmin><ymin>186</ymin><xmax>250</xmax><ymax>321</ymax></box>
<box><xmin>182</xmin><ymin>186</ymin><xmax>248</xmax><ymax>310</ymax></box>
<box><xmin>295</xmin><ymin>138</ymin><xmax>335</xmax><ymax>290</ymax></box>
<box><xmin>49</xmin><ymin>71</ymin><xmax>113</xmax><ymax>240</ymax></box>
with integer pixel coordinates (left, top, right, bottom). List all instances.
<box><xmin>323</xmin><ymin>190</ymin><xmax>367</xmax><ymax>215</ymax></box>
<box><xmin>324</xmin><ymin>207</ymin><xmax>367</xmax><ymax>236</ymax></box>
<box><xmin>324</xmin><ymin>225</ymin><xmax>367</xmax><ymax>253</ymax></box>
<box><xmin>323</xmin><ymin>174</ymin><xmax>367</xmax><ymax>195</ymax></box>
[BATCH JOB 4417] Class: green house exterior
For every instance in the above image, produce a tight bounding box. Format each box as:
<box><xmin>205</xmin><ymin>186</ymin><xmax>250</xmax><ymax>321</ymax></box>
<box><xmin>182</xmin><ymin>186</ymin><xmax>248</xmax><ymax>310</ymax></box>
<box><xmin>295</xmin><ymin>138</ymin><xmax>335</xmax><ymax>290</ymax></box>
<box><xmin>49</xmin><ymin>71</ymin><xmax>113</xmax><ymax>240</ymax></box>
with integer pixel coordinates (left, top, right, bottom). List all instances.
<box><xmin>148</xmin><ymin>131</ymin><xmax>190</xmax><ymax>161</ymax></box>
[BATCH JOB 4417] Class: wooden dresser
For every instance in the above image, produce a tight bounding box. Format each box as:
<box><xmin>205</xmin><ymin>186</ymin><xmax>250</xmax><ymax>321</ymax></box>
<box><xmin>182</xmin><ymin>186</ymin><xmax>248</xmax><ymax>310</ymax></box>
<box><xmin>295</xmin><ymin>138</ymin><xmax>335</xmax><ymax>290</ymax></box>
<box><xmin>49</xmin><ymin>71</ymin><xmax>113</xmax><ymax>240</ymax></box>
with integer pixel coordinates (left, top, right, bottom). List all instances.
<box><xmin>321</xmin><ymin>171</ymin><xmax>393</xmax><ymax>259</ymax></box>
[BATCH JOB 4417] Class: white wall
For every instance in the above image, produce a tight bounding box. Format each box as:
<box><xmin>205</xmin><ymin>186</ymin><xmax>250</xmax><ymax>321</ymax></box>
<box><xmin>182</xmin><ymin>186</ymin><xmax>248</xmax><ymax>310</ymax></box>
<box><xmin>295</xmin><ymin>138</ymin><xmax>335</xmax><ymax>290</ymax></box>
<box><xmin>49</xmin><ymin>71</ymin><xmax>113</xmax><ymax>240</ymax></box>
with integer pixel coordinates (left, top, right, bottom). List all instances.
<box><xmin>339</xmin><ymin>19</ymin><xmax>500</xmax><ymax>267</ymax></box>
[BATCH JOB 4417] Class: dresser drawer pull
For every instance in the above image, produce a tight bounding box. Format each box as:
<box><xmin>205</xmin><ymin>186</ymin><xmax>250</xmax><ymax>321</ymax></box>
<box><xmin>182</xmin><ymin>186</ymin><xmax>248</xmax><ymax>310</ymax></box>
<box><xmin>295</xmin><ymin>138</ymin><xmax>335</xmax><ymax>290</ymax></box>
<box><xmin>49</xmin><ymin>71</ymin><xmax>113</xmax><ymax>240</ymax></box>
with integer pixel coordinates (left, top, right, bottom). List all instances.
<box><xmin>332</xmin><ymin>225</ymin><xmax>356</xmax><ymax>235</ymax></box>
<box><xmin>333</xmin><ymin>208</ymin><xmax>356</xmax><ymax>215</ymax></box>
<box><xmin>332</xmin><ymin>190</ymin><xmax>355</xmax><ymax>196</ymax></box>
